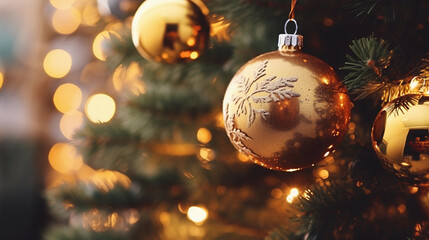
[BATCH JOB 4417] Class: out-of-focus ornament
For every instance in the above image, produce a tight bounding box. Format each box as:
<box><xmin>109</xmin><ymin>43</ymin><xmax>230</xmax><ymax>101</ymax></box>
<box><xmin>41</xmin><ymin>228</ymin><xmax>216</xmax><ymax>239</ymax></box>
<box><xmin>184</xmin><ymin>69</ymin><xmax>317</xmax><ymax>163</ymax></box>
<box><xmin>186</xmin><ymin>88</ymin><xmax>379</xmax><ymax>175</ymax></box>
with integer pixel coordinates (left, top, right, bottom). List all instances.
<box><xmin>222</xmin><ymin>19</ymin><xmax>352</xmax><ymax>171</ymax></box>
<box><xmin>131</xmin><ymin>0</ymin><xmax>210</xmax><ymax>63</ymax></box>
<box><xmin>97</xmin><ymin>0</ymin><xmax>143</xmax><ymax>20</ymax></box>
<box><xmin>372</xmin><ymin>93</ymin><xmax>429</xmax><ymax>185</ymax></box>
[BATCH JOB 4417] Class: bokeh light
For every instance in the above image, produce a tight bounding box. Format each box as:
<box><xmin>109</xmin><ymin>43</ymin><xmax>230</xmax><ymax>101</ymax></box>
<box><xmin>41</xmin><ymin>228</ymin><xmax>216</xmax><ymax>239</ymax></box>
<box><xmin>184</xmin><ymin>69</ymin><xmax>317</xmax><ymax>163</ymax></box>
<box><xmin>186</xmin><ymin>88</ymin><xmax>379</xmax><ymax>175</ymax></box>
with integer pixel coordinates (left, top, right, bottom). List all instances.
<box><xmin>60</xmin><ymin>110</ymin><xmax>84</xmax><ymax>139</ymax></box>
<box><xmin>44</xmin><ymin>49</ymin><xmax>72</xmax><ymax>78</ymax></box>
<box><xmin>196</xmin><ymin>128</ymin><xmax>212</xmax><ymax>144</ymax></box>
<box><xmin>52</xmin><ymin>8</ymin><xmax>81</xmax><ymax>35</ymax></box>
<box><xmin>112</xmin><ymin>62</ymin><xmax>145</xmax><ymax>95</ymax></box>
<box><xmin>53</xmin><ymin>83</ymin><xmax>82</xmax><ymax>113</ymax></box>
<box><xmin>198</xmin><ymin>148</ymin><xmax>215</xmax><ymax>161</ymax></box>
<box><xmin>82</xmin><ymin>3</ymin><xmax>101</xmax><ymax>26</ymax></box>
<box><xmin>0</xmin><ymin>72</ymin><xmax>4</xmax><ymax>89</ymax></box>
<box><xmin>187</xmin><ymin>206</ymin><xmax>208</xmax><ymax>225</ymax></box>
<box><xmin>286</xmin><ymin>188</ymin><xmax>299</xmax><ymax>203</ymax></box>
<box><xmin>93</xmin><ymin>31</ymin><xmax>119</xmax><ymax>61</ymax></box>
<box><xmin>48</xmin><ymin>142</ymin><xmax>83</xmax><ymax>174</ymax></box>
<box><xmin>49</xmin><ymin>0</ymin><xmax>75</xmax><ymax>9</ymax></box>
<box><xmin>318</xmin><ymin>169</ymin><xmax>330</xmax><ymax>179</ymax></box>
<box><xmin>90</xmin><ymin>170</ymin><xmax>131</xmax><ymax>192</ymax></box>
<box><xmin>85</xmin><ymin>93</ymin><xmax>116</xmax><ymax>123</ymax></box>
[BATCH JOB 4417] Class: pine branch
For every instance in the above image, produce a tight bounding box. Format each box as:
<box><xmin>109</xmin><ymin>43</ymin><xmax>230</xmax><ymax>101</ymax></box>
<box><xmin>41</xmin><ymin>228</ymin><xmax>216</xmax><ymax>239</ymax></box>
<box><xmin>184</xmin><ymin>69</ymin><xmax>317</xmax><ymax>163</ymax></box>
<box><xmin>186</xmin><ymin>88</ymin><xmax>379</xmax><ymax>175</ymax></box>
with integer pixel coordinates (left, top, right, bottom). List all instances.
<box><xmin>74</xmin><ymin>120</ymin><xmax>144</xmax><ymax>172</ymax></box>
<box><xmin>46</xmin><ymin>170</ymin><xmax>185</xmax><ymax>218</ymax></box>
<box><xmin>341</xmin><ymin>35</ymin><xmax>393</xmax><ymax>92</ymax></box>
<box><xmin>120</xmin><ymin>83</ymin><xmax>215</xmax><ymax>142</ymax></box>
<box><xmin>346</xmin><ymin>0</ymin><xmax>424</xmax><ymax>24</ymax></box>
<box><xmin>384</xmin><ymin>94</ymin><xmax>420</xmax><ymax>117</ymax></box>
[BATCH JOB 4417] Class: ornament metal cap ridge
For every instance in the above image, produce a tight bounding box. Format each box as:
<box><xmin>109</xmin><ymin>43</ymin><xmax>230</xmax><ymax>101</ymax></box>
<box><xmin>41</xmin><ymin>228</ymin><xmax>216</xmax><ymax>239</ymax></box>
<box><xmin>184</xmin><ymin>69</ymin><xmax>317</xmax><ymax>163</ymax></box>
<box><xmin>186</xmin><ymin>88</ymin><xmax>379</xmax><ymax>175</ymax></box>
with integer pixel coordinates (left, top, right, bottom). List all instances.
<box><xmin>278</xmin><ymin>19</ymin><xmax>303</xmax><ymax>50</ymax></box>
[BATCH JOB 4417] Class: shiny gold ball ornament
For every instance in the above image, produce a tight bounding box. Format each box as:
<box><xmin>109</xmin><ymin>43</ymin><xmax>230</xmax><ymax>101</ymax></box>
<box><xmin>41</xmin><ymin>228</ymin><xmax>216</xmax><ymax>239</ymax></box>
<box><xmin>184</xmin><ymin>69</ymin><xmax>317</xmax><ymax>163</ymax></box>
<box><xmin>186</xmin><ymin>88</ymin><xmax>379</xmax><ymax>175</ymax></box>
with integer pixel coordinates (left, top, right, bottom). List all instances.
<box><xmin>371</xmin><ymin>93</ymin><xmax>429</xmax><ymax>184</ymax></box>
<box><xmin>131</xmin><ymin>0</ymin><xmax>210</xmax><ymax>63</ymax></box>
<box><xmin>223</xmin><ymin>20</ymin><xmax>352</xmax><ymax>171</ymax></box>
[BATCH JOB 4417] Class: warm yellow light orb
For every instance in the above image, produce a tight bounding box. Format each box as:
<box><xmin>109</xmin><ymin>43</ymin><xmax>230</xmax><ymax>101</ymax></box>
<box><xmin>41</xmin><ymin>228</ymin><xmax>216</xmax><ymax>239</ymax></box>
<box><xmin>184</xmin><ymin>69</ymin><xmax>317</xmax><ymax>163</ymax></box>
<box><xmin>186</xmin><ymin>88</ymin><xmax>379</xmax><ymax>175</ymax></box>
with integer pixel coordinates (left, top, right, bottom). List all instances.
<box><xmin>85</xmin><ymin>93</ymin><xmax>116</xmax><ymax>123</ymax></box>
<box><xmin>318</xmin><ymin>169</ymin><xmax>330</xmax><ymax>179</ymax></box>
<box><xmin>48</xmin><ymin>142</ymin><xmax>83</xmax><ymax>174</ymax></box>
<box><xmin>286</xmin><ymin>188</ymin><xmax>299</xmax><ymax>203</ymax></box>
<box><xmin>187</xmin><ymin>206</ymin><xmax>208</xmax><ymax>225</ymax></box>
<box><xmin>196</xmin><ymin>128</ymin><xmax>212</xmax><ymax>144</ymax></box>
<box><xmin>112</xmin><ymin>62</ymin><xmax>145</xmax><ymax>95</ymax></box>
<box><xmin>0</xmin><ymin>72</ymin><xmax>3</xmax><ymax>89</ymax></box>
<box><xmin>44</xmin><ymin>49</ymin><xmax>72</xmax><ymax>78</ymax></box>
<box><xmin>49</xmin><ymin>0</ymin><xmax>75</xmax><ymax>9</ymax></box>
<box><xmin>82</xmin><ymin>3</ymin><xmax>100</xmax><ymax>26</ymax></box>
<box><xmin>60</xmin><ymin>111</ymin><xmax>84</xmax><ymax>139</ymax></box>
<box><xmin>53</xmin><ymin>83</ymin><xmax>82</xmax><ymax>113</ymax></box>
<box><xmin>52</xmin><ymin>8</ymin><xmax>81</xmax><ymax>35</ymax></box>
<box><xmin>93</xmin><ymin>31</ymin><xmax>118</xmax><ymax>61</ymax></box>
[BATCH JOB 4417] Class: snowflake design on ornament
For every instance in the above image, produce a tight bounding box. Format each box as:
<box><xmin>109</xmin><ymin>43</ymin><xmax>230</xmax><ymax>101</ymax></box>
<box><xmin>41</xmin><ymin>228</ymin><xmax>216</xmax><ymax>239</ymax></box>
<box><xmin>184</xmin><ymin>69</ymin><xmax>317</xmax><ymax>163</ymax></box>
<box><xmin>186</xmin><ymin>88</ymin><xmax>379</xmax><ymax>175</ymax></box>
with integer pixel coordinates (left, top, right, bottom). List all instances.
<box><xmin>224</xmin><ymin>104</ymin><xmax>259</xmax><ymax>157</ymax></box>
<box><xmin>232</xmin><ymin>59</ymin><xmax>301</xmax><ymax>127</ymax></box>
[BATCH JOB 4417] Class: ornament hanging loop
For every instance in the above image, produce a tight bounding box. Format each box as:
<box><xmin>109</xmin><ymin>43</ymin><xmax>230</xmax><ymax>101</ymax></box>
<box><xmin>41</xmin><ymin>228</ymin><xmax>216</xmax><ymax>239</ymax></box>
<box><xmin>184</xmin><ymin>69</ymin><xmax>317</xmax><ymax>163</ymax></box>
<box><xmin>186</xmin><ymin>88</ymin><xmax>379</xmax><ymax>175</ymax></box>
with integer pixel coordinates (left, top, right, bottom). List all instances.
<box><xmin>284</xmin><ymin>19</ymin><xmax>298</xmax><ymax>35</ymax></box>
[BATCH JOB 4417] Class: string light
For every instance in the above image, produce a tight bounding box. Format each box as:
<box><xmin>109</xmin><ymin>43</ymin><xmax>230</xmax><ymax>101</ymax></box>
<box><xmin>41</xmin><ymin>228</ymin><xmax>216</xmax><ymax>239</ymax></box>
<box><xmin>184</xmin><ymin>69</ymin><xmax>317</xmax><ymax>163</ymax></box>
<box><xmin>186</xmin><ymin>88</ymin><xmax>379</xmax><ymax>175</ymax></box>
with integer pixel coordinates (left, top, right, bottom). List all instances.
<box><xmin>48</xmin><ymin>143</ymin><xmax>83</xmax><ymax>174</ymax></box>
<box><xmin>187</xmin><ymin>206</ymin><xmax>208</xmax><ymax>225</ymax></box>
<box><xmin>318</xmin><ymin>169</ymin><xmax>330</xmax><ymax>179</ymax></box>
<box><xmin>0</xmin><ymin>72</ymin><xmax>3</xmax><ymax>89</ymax></box>
<box><xmin>49</xmin><ymin>0</ymin><xmax>75</xmax><ymax>9</ymax></box>
<box><xmin>81</xmin><ymin>3</ymin><xmax>101</xmax><ymax>26</ymax></box>
<box><xmin>85</xmin><ymin>93</ymin><xmax>116</xmax><ymax>123</ymax></box>
<box><xmin>198</xmin><ymin>148</ymin><xmax>215</xmax><ymax>161</ymax></box>
<box><xmin>60</xmin><ymin>110</ymin><xmax>83</xmax><ymax>140</ymax></box>
<box><xmin>93</xmin><ymin>31</ymin><xmax>120</xmax><ymax>61</ymax></box>
<box><xmin>43</xmin><ymin>49</ymin><xmax>72</xmax><ymax>78</ymax></box>
<box><xmin>286</xmin><ymin>188</ymin><xmax>299</xmax><ymax>203</ymax></box>
<box><xmin>51</xmin><ymin>8</ymin><xmax>81</xmax><ymax>35</ymax></box>
<box><xmin>112</xmin><ymin>62</ymin><xmax>145</xmax><ymax>95</ymax></box>
<box><xmin>196</xmin><ymin>128</ymin><xmax>212</xmax><ymax>144</ymax></box>
<box><xmin>53</xmin><ymin>83</ymin><xmax>82</xmax><ymax>113</ymax></box>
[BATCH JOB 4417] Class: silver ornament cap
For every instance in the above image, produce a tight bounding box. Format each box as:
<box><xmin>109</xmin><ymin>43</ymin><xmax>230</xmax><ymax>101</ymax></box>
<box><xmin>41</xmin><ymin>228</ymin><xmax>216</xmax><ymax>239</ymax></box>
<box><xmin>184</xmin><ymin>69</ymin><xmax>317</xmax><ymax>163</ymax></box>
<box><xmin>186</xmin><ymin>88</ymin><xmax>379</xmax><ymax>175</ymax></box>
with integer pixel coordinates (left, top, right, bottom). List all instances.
<box><xmin>278</xmin><ymin>19</ymin><xmax>303</xmax><ymax>50</ymax></box>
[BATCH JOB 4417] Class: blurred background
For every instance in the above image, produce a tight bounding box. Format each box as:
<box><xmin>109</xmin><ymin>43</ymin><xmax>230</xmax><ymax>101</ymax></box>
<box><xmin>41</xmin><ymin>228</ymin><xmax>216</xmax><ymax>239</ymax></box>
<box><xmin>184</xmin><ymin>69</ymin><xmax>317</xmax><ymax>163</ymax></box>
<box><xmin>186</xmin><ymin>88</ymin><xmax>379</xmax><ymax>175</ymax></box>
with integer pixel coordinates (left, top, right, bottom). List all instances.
<box><xmin>0</xmin><ymin>0</ymin><xmax>108</xmax><ymax>239</ymax></box>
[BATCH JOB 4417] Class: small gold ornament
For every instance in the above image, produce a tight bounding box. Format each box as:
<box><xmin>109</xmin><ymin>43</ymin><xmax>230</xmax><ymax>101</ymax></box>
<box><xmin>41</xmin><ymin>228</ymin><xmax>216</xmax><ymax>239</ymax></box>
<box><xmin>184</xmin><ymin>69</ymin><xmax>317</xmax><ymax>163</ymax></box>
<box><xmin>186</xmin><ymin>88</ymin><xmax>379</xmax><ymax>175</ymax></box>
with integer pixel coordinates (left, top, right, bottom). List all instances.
<box><xmin>372</xmin><ymin>93</ymin><xmax>429</xmax><ymax>184</ymax></box>
<box><xmin>131</xmin><ymin>0</ymin><xmax>210</xmax><ymax>63</ymax></box>
<box><xmin>223</xmin><ymin>20</ymin><xmax>352</xmax><ymax>171</ymax></box>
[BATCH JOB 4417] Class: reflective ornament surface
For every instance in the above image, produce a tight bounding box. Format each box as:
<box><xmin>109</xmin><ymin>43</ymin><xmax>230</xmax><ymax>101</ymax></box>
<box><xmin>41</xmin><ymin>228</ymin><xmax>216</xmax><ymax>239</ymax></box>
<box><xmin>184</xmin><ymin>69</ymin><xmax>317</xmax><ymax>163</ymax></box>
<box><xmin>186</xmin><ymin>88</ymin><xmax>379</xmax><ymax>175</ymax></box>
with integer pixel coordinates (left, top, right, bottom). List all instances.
<box><xmin>131</xmin><ymin>0</ymin><xmax>210</xmax><ymax>63</ymax></box>
<box><xmin>372</xmin><ymin>94</ymin><xmax>429</xmax><ymax>184</ymax></box>
<box><xmin>223</xmin><ymin>44</ymin><xmax>352</xmax><ymax>171</ymax></box>
<box><xmin>97</xmin><ymin>0</ymin><xmax>143</xmax><ymax>20</ymax></box>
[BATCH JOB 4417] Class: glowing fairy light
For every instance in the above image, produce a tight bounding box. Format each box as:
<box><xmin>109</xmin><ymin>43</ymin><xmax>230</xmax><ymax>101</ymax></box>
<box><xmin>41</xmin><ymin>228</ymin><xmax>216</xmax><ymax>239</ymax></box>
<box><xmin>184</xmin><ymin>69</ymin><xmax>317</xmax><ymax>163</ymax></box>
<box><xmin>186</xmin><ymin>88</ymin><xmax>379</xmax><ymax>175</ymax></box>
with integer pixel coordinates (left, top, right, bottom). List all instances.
<box><xmin>53</xmin><ymin>83</ymin><xmax>82</xmax><ymax>113</ymax></box>
<box><xmin>0</xmin><ymin>72</ymin><xmax>3</xmax><ymax>89</ymax></box>
<box><xmin>43</xmin><ymin>49</ymin><xmax>72</xmax><ymax>78</ymax></box>
<box><xmin>286</xmin><ymin>188</ymin><xmax>299</xmax><ymax>203</ymax></box>
<box><xmin>85</xmin><ymin>93</ymin><xmax>116</xmax><ymax>123</ymax></box>
<box><xmin>197</xmin><ymin>128</ymin><xmax>212</xmax><ymax>144</ymax></box>
<box><xmin>51</xmin><ymin>8</ymin><xmax>81</xmax><ymax>35</ymax></box>
<box><xmin>48</xmin><ymin>143</ymin><xmax>83</xmax><ymax>174</ymax></box>
<box><xmin>60</xmin><ymin>111</ymin><xmax>83</xmax><ymax>140</ymax></box>
<box><xmin>187</xmin><ymin>206</ymin><xmax>208</xmax><ymax>225</ymax></box>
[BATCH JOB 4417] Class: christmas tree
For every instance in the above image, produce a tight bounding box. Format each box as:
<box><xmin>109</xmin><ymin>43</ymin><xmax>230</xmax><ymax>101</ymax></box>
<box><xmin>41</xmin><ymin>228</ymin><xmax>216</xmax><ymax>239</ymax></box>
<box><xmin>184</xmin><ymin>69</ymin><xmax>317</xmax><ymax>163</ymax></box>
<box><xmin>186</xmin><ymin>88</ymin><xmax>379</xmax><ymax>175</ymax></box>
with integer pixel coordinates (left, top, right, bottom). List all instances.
<box><xmin>44</xmin><ymin>0</ymin><xmax>429</xmax><ymax>239</ymax></box>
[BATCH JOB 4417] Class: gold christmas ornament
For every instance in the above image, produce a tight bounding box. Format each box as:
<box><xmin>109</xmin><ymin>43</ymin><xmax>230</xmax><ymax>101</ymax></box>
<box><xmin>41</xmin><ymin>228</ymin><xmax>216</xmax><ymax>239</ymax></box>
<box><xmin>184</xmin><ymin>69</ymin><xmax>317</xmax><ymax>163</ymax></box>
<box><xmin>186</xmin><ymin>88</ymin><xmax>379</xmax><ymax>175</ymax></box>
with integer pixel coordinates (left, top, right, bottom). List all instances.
<box><xmin>371</xmin><ymin>93</ymin><xmax>429</xmax><ymax>184</ymax></box>
<box><xmin>131</xmin><ymin>0</ymin><xmax>210</xmax><ymax>63</ymax></box>
<box><xmin>223</xmin><ymin>20</ymin><xmax>352</xmax><ymax>171</ymax></box>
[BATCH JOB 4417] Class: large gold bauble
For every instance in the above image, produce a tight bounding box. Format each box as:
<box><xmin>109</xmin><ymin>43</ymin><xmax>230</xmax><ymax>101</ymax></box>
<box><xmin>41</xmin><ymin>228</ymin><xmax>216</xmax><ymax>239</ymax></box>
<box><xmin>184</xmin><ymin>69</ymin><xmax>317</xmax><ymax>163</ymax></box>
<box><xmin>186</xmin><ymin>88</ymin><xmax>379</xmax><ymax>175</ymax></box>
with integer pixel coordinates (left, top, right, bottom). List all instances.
<box><xmin>371</xmin><ymin>94</ymin><xmax>429</xmax><ymax>184</ymax></box>
<box><xmin>131</xmin><ymin>0</ymin><xmax>210</xmax><ymax>63</ymax></box>
<box><xmin>223</xmin><ymin>47</ymin><xmax>352</xmax><ymax>171</ymax></box>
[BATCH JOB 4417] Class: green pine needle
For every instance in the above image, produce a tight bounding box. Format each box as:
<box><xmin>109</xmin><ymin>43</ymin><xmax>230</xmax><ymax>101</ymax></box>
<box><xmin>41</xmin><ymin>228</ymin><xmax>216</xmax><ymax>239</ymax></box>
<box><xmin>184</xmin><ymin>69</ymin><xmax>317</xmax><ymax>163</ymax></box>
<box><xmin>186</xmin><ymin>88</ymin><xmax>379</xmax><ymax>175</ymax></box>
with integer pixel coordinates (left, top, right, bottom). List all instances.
<box><xmin>341</xmin><ymin>35</ymin><xmax>392</xmax><ymax>91</ymax></box>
